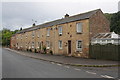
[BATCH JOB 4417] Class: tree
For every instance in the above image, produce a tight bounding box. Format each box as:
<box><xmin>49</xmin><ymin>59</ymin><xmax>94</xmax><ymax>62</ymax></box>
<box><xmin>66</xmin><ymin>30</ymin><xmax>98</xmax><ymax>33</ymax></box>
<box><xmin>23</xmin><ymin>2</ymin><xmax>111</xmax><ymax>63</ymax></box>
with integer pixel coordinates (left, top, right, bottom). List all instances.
<box><xmin>104</xmin><ymin>11</ymin><xmax>120</xmax><ymax>34</ymax></box>
<box><xmin>110</xmin><ymin>11</ymin><xmax>120</xmax><ymax>34</ymax></box>
<box><xmin>0</xmin><ymin>28</ymin><xmax>19</xmax><ymax>47</ymax></box>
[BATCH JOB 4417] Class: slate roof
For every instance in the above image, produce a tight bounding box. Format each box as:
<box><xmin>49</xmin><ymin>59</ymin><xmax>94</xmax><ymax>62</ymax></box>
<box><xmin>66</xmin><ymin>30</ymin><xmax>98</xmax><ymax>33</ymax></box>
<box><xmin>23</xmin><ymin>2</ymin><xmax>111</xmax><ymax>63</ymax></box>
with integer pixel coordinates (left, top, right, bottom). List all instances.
<box><xmin>15</xmin><ymin>9</ymin><xmax>101</xmax><ymax>34</ymax></box>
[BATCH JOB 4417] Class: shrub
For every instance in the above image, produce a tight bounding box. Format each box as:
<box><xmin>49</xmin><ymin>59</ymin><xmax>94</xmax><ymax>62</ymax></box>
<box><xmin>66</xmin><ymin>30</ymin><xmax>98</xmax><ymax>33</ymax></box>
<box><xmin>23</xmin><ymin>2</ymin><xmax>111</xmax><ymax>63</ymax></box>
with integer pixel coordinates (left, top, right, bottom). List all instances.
<box><xmin>29</xmin><ymin>49</ymin><xmax>32</xmax><ymax>52</ymax></box>
<box><xmin>50</xmin><ymin>50</ymin><xmax>53</xmax><ymax>55</ymax></box>
<box><xmin>27</xmin><ymin>49</ymin><xmax>29</xmax><ymax>51</ymax></box>
<box><xmin>43</xmin><ymin>46</ymin><xmax>46</xmax><ymax>54</ymax></box>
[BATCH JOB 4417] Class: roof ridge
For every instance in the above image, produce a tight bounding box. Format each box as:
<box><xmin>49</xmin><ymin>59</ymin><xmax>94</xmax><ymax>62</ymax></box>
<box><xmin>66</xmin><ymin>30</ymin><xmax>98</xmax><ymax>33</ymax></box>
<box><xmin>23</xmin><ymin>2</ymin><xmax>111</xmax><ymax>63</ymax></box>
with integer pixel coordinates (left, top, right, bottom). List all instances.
<box><xmin>15</xmin><ymin>9</ymin><xmax>101</xmax><ymax>34</ymax></box>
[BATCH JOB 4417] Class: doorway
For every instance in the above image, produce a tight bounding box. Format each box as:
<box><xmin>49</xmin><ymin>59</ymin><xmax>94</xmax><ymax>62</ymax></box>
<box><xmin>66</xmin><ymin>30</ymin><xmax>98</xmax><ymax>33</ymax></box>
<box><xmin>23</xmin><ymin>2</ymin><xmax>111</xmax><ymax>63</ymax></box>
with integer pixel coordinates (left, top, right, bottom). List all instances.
<box><xmin>68</xmin><ymin>40</ymin><xmax>71</xmax><ymax>54</ymax></box>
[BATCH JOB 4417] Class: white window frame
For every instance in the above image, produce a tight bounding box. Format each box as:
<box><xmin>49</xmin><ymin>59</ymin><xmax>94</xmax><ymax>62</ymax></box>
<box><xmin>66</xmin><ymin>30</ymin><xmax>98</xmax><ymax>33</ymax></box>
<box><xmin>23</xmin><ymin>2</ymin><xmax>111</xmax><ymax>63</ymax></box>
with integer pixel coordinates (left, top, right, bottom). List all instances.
<box><xmin>26</xmin><ymin>43</ymin><xmax>27</xmax><ymax>48</ymax></box>
<box><xmin>46</xmin><ymin>41</ymin><xmax>50</xmax><ymax>49</ymax></box>
<box><xmin>37</xmin><ymin>42</ymin><xmax>39</xmax><ymax>48</ymax></box>
<box><xmin>21</xmin><ymin>35</ymin><xmax>22</xmax><ymax>40</ymax></box>
<box><xmin>76</xmin><ymin>40</ymin><xmax>82</xmax><ymax>51</ymax></box>
<box><xmin>47</xmin><ymin>28</ymin><xmax>50</xmax><ymax>37</ymax></box>
<box><xmin>38</xmin><ymin>32</ymin><xmax>40</xmax><ymax>38</ymax></box>
<box><xmin>107</xmin><ymin>40</ymin><xmax>111</xmax><ymax>44</ymax></box>
<box><xmin>32</xmin><ymin>42</ymin><xmax>34</xmax><ymax>48</ymax></box>
<box><xmin>59</xmin><ymin>40</ymin><xmax>62</xmax><ymax>49</ymax></box>
<box><xmin>32</xmin><ymin>31</ymin><xmax>35</xmax><ymax>38</ymax></box>
<box><xmin>26</xmin><ymin>34</ymin><xmax>27</xmax><ymax>39</ymax></box>
<box><xmin>58</xmin><ymin>26</ymin><xmax>62</xmax><ymax>35</ymax></box>
<box><xmin>76</xmin><ymin>22</ymin><xmax>82</xmax><ymax>33</ymax></box>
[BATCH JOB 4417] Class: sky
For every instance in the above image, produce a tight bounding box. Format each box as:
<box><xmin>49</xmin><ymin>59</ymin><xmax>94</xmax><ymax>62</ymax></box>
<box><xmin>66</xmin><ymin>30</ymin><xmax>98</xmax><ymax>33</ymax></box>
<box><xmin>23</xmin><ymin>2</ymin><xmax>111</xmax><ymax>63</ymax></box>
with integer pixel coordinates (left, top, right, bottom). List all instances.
<box><xmin>1</xmin><ymin>0</ymin><xmax>120</xmax><ymax>31</ymax></box>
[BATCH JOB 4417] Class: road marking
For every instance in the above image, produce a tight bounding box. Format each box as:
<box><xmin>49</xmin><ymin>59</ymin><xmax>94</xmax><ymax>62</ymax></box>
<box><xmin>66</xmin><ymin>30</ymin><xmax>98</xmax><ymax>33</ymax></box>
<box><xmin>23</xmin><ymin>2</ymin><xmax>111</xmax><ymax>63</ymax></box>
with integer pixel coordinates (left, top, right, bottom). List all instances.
<box><xmin>57</xmin><ymin>63</ymin><xmax>62</xmax><ymax>66</ymax></box>
<box><xmin>74</xmin><ymin>68</ymin><xmax>81</xmax><ymax>71</ymax></box>
<box><xmin>51</xmin><ymin>62</ymin><xmax>55</xmax><ymax>64</ymax></box>
<box><xmin>86</xmin><ymin>71</ymin><xmax>96</xmax><ymax>75</ymax></box>
<box><xmin>64</xmin><ymin>66</ymin><xmax>70</xmax><ymax>68</ymax></box>
<box><xmin>101</xmin><ymin>75</ymin><xmax>114</xmax><ymax>78</ymax></box>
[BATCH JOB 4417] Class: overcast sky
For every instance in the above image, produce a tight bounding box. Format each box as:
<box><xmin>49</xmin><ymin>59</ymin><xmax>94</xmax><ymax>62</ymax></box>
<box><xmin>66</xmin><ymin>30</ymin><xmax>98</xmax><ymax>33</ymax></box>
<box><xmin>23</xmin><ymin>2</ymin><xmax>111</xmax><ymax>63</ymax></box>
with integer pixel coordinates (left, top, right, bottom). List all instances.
<box><xmin>1</xmin><ymin>0</ymin><xmax>120</xmax><ymax>31</ymax></box>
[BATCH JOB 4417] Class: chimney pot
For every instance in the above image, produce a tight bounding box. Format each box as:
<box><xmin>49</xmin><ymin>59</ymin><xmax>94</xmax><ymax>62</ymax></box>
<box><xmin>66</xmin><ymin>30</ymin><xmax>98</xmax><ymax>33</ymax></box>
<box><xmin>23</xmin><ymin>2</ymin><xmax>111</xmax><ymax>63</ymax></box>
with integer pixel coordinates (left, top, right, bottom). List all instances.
<box><xmin>65</xmin><ymin>14</ymin><xmax>69</xmax><ymax>18</ymax></box>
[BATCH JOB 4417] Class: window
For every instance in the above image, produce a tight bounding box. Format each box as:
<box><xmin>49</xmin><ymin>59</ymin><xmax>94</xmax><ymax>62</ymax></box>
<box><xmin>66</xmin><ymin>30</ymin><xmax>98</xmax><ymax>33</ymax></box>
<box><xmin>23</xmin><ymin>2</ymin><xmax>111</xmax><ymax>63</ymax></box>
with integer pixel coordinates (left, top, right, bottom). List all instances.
<box><xmin>76</xmin><ymin>40</ymin><xmax>82</xmax><ymax>51</ymax></box>
<box><xmin>76</xmin><ymin>22</ymin><xmax>82</xmax><ymax>33</ymax></box>
<box><xmin>47</xmin><ymin>28</ymin><xmax>50</xmax><ymax>37</ymax></box>
<box><xmin>26</xmin><ymin>43</ymin><xmax>27</xmax><ymax>48</ymax></box>
<box><xmin>114</xmin><ymin>40</ymin><xmax>118</xmax><ymax>44</ymax></box>
<box><xmin>26</xmin><ymin>34</ymin><xmax>27</xmax><ymax>39</ymax></box>
<box><xmin>32</xmin><ymin>31</ymin><xmax>35</xmax><ymax>38</ymax></box>
<box><xmin>59</xmin><ymin>40</ymin><xmax>62</xmax><ymax>49</ymax></box>
<box><xmin>38</xmin><ymin>32</ymin><xmax>40</xmax><ymax>38</ymax></box>
<box><xmin>58</xmin><ymin>26</ymin><xmax>62</xmax><ymax>35</ymax></box>
<box><xmin>32</xmin><ymin>42</ymin><xmax>34</xmax><ymax>48</ymax></box>
<box><xmin>107</xmin><ymin>40</ymin><xmax>111</xmax><ymax>43</ymax></box>
<box><xmin>37</xmin><ymin>42</ymin><xmax>40</xmax><ymax>48</ymax></box>
<box><xmin>102</xmin><ymin>40</ymin><xmax>106</xmax><ymax>44</ymax></box>
<box><xmin>46</xmin><ymin>41</ymin><xmax>50</xmax><ymax>49</ymax></box>
<box><xmin>21</xmin><ymin>35</ymin><xmax>22</xmax><ymax>40</ymax></box>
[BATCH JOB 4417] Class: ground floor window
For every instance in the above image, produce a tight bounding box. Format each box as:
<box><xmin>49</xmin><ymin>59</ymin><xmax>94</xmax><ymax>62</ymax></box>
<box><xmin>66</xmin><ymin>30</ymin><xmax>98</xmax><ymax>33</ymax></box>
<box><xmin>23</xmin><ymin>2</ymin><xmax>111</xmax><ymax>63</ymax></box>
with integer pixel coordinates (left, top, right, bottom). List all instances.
<box><xmin>32</xmin><ymin>42</ymin><xmax>34</xmax><ymax>48</ymax></box>
<box><xmin>38</xmin><ymin>42</ymin><xmax>39</xmax><ymax>48</ymax></box>
<box><xmin>46</xmin><ymin>41</ymin><xmax>50</xmax><ymax>49</ymax></box>
<box><xmin>59</xmin><ymin>40</ymin><xmax>62</xmax><ymax>49</ymax></box>
<box><xmin>76</xmin><ymin>40</ymin><xmax>82</xmax><ymax>51</ymax></box>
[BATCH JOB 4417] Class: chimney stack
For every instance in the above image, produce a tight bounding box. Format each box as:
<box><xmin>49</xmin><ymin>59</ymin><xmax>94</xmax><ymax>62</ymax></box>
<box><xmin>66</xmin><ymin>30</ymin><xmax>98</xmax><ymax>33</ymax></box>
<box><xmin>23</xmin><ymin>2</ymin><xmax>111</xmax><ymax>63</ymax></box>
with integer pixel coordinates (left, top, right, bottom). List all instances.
<box><xmin>33</xmin><ymin>23</ymin><xmax>36</xmax><ymax>26</ymax></box>
<box><xmin>64</xmin><ymin>14</ymin><xmax>69</xmax><ymax>18</ymax></box>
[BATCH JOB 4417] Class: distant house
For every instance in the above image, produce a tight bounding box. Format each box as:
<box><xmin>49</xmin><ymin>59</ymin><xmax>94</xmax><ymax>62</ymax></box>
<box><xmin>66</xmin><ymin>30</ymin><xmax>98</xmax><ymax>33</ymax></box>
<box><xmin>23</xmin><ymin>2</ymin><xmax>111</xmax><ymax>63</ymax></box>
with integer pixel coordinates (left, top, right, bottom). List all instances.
<box><xmin>91</xmin><ymin>32</ymin><xmax>120</xmax><ymax>45</ymax></box>
<box><xmin>10</xmin><ymin>9</ymin><xmax>110</xmax><ymax>58</ymax></box>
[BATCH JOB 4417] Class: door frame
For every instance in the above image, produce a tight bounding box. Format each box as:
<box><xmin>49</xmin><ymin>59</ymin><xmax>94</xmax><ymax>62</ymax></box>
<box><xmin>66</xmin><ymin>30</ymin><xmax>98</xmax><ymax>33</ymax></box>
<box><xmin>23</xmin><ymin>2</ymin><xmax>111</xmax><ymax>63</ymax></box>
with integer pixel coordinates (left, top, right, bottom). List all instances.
<box><xmin>68</xmin><ymin>40</ymin><xmax>71</xmax><ymax>54</ymax></box>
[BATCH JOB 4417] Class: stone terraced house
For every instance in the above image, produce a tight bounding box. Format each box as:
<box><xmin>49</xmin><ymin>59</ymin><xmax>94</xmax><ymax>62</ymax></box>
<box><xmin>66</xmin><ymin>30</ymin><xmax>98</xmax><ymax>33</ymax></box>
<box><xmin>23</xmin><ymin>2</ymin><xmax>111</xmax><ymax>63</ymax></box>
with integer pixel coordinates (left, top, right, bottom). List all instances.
<box><xmin>10</xmin><ymin>9</ymin><xmax>110</xmax><ymax>58</ymax></box>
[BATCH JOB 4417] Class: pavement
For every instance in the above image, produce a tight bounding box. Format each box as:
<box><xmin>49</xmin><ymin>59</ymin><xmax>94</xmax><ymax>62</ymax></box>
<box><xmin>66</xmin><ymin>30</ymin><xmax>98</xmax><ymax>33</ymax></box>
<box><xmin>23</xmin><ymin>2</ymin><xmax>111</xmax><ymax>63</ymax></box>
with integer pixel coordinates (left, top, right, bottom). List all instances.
<box><xmin>5</xmin><ymin>48</ymin><xmax>120</xmax><ymax>67</ymax></box>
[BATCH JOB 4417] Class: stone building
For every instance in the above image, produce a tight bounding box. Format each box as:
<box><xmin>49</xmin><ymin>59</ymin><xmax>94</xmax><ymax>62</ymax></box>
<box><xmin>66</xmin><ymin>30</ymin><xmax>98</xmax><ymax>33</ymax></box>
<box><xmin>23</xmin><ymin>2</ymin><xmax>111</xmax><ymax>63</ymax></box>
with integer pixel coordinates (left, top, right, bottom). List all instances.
<box><xmin>10</xmin><ymin>9</ymin><xmax>110</xmax><ymax>58</ymax></box>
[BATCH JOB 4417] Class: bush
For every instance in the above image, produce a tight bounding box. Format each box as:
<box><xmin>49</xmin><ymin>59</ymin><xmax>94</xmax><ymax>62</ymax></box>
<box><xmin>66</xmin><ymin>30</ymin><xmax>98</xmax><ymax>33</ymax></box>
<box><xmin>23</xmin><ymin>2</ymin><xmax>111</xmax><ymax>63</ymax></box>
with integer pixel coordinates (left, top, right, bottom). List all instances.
<box><xmin>27</xmin><ymin>49</ymin><xmax>29</xmax><ymax>51</ymax></box>
<box><xmin>50</xmin><ymin>50</ymin><xmax>53</xmax><ymax>55</ymax></box>
<box><xmin>29</xmin><ymin>49</ymin><xmax>32</xmax><ymax>52</ymax></box>
<box><xmin>43</xmin><ymin>46</ymin><xmax>46</xmax><ymax>54</ymax></box>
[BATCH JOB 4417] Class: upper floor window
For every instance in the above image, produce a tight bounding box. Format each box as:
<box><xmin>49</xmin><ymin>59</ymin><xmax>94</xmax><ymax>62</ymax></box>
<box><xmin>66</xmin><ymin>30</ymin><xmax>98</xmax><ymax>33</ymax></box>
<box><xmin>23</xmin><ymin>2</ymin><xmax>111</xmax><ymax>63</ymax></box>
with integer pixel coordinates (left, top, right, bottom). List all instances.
<box><xmin>47</xmin><ymin>28</ymin><xmax>50</xmax><ymax>37</ymax></box>
<box><xmin>58</xmin><ymin>40</ymin><xmax>62</xmax><ymax>49</ymax></box>
<box><xmin>26</xmin><ymin>34</ymin><xmax>27</xmax><ymax>38</ymax></box>
<box><xmin>58</xmin><ymin>26</ymin><xmax>62</xmax><ymax>35</ymax></box>
<box><xmin>32</xmin><ymin>31</ymin><xmax>35</xmax><ymax>38</ymax></box>
<box><xmin>21</xmin><ymin>35</ymin><xmax>22</xmax><ymax>40</ymax></box>
<box><xmin>76</xmin><ymin>40</ymin><xmax>82</xmax><ymax>51</ymax></box>
<box><xmin>38</xmin><ymin>31</ymin><xmax>40</xmax><ymax>38</ymax></box>
<box><xmin>76</xmin><ymin>22</ymin><xmax>82</xmax><ymax>33</ymax></box>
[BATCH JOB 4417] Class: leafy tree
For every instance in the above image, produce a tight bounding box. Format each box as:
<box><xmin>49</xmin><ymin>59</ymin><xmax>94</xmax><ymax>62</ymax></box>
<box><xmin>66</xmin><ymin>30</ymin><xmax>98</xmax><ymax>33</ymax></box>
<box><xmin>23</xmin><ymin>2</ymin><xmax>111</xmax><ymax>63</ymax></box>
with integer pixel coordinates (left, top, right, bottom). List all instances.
<box><xmin>104</xmin><ymin>11</ymin><xmax>120</xmax><ymax>34</ymax></box>
<box><xmin>0</xmin><ymin>28</ymin><xmax>19</xmax><ymax>47</ymax></box>
<box><xmin>110</xmin><ymin>11</ymin><xmax>120</xmax><ymax>34</ymax></box>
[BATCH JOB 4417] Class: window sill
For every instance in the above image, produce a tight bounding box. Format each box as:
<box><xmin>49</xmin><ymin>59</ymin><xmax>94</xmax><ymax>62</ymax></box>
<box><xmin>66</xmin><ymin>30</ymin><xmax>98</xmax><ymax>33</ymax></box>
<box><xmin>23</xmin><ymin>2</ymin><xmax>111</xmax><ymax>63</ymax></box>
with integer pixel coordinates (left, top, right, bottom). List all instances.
<box><xmin>76</xmin><ymin>49</ymin><xmax>82</xmax><ymax>52</ymax></box>
<box><xmin>76</xmin><ymin>32</ymin><xmax>82</xmax><ymax>34</ymax></box>
<box><xmin>47</xmin><ymin>47</ymin><xmax>50</xmax><ymax>49</ymax></box>
<box><xmin>47</xmin><ymin>35</ymin><xmax>50</xmax><ymax>37</ymax></box>
<box><xmin>59</xmin><ymin>48</ymin><xmax>62</xmax><ymax>49</ymax></box>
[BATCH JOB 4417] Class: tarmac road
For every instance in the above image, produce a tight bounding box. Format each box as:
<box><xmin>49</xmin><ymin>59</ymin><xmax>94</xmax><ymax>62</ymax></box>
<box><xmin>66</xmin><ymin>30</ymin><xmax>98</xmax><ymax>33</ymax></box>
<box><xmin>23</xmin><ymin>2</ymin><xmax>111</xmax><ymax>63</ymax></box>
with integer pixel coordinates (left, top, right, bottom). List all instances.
<box><xmin>2</xmin><ymin>48</ymin><xmax>119</xmax><ymax>79</ymax></box>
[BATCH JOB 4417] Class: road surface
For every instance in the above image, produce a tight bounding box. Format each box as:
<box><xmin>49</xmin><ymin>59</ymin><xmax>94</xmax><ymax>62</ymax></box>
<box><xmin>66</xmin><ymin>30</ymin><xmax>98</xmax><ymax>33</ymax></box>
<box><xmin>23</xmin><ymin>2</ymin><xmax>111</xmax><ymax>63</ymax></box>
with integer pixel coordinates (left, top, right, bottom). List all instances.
<box><xmin>2</xmin><ymin>48</ymin><xmax>119</xmax><ymax>78</ymax></box>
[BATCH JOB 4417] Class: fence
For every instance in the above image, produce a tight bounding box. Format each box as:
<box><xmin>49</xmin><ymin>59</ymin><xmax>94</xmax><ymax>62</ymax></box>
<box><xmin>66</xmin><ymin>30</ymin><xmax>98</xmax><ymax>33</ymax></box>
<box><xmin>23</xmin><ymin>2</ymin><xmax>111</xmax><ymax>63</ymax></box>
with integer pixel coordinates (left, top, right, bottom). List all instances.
<box><xmin>89</xmin><ymin>44</ymin><xmax>120</xmax><ymax>61</ymax></box>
